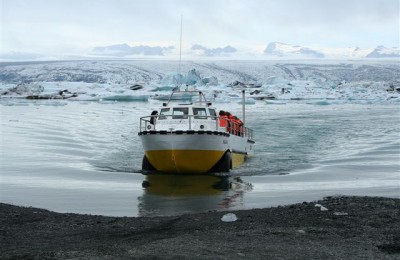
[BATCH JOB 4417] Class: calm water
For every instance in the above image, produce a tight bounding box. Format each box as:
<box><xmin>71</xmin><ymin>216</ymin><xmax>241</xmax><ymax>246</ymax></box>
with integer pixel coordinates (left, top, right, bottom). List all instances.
<box><xmin>1</xmin><ymin>100</ymin><xmax>399</xmax><ymax>216</ymax></box>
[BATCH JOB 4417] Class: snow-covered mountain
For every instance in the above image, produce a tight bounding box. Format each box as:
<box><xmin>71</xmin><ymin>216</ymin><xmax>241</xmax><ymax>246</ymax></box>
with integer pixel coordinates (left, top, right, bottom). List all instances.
<box><xmin>264</xmin><ymin>42</ymin><xmax>399</xmax><ymax>59</ymax></box>
<box><xmin>90</xmin><ymin>44</ymin><xmax>174</xmax><ymax>56</ymax></box>
<box><xmin>92</xmin><ymin>42</ymin><xmax>399</xmax><ymax>59</ymax></box>
<box><xmin>90</xmin><ymin>44</ymin><xmax>238</xmax><ymax>58</ymax></box>
<box><xmin>264</xmin><ymin>42</ymin><xmax>325</xmax><ymax>58</ymax></box>
<box><xmin>366</xmin><ymin>46</ymin><xmax>400</xmax><ymax>58</ymax></box>
<box><xmin>1</xmin><ymin>43</ymin><xmax>398</xmax><ymax>61</ymax></box>
<box><xmin>319</xmin><ymin>46</ymin><xmax>374</xmax><ymax>59</ymax></box>
<box><xmin>191</xmin><ymin>45</ymin><xmax>237</xmax><ymax>57</ymax></box>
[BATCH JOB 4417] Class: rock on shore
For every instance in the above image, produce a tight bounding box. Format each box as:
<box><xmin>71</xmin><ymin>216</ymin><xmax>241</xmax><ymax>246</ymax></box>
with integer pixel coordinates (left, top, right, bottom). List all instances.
<box><xmin>1</xmin><ymin>196</ymin><xmax>399</xmax><ymax>259</ymax></box>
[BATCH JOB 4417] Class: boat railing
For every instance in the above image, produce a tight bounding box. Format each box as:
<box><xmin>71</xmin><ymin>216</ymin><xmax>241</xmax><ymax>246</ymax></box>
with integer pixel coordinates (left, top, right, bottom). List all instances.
<box><xmin>139</xmin><ymin>115</ymin><xmax>254</xmax><ymax>140</ymax></box>
<box><xmin>163</xmin><ymin>90</ymin><xmax>209</xmax><ymax>106</ymax></box>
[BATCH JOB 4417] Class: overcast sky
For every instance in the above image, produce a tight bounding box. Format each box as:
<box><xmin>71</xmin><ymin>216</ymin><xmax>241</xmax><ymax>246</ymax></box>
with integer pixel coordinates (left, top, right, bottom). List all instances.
<box><xmin>1</xmin><ymin>0</ymin><xmax>399</xmax><ymax>57</ymax></box>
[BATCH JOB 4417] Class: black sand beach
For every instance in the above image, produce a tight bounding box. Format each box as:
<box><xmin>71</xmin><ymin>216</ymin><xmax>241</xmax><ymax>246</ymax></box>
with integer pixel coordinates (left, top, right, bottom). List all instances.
<box><xmin>1</xmin><ymin>196</ymin><xmax>399</xmax><ymax>259</ymax></box>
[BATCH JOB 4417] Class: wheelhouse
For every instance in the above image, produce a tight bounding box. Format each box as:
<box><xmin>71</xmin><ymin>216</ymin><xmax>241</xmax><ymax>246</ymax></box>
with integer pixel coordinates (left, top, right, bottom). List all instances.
<box><xmin>158</xmin><ymin>106</ymin><xmax>216</xmax><ymax>120</ymax></box>
<box><xmin>145</xmin><ymin>104</ymin><xmax>218</xmax><ymax>131</ymax></box>
<box><xmin>139</xmin><ymin>90</ymin><xmax>254</xmax><ymax>140</ymax></box>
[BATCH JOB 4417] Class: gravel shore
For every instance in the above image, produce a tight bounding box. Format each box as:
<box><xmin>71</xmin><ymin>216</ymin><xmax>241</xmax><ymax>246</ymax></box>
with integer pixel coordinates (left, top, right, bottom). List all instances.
<box><xmin>1</xmin><ymin>196</ymin><xmax>399</xmax><ymax>259</ymax></box>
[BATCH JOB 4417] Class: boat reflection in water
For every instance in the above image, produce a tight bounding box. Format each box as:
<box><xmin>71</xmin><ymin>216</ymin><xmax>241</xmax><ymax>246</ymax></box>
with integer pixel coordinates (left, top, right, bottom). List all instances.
<box><xmin>138</xmin><ymin>174</ymin><xmax>253</xmax><ymax>217</ymax></box>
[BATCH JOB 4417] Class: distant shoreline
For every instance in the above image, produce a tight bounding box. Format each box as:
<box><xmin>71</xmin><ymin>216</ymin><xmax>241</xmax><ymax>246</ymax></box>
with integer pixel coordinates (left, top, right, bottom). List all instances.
<box><xmin>1</xmin><ymin>196</ymin><xmax>399</xmax><ymax>259</ymax></box>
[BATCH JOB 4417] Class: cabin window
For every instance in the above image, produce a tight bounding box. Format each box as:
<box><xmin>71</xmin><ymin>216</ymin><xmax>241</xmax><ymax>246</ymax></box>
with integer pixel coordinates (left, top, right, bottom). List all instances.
<box><xmin>208</xmin><ymin>108</ymin><xmax>217</xmax><ymax>120</ymax></box>
<box><xmin>159</xmin><ymin>108</ymin><xmax>170</xmax><ymax>120</ymax></box>
<box><xmin>193</xmin><ymin>108</ymin><xmax>207</xmax><ymax>119</ymax></box>
<box><xmin>173</xmin><ymin>107</ymin><xmax>189</xmax><ymax>119</ymax></box>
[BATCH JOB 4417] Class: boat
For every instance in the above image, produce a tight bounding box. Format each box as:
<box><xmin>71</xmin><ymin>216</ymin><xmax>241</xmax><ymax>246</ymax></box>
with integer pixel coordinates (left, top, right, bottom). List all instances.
<box><xmin>138</xmin><ymin>89</ymin><xmax>255</xmax><ymax>174</ymax></box>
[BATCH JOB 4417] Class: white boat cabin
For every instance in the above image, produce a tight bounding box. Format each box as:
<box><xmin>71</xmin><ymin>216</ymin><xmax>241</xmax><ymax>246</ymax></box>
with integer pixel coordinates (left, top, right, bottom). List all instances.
<box><xmin>147</xmin><ymin>103</ymin><xmax>220</xmax><ymax>131</ymax></box>
<box><xmin>139</xmin><ymin>90</ymin><xmax>254</xmax><ymax>140</ymax></box>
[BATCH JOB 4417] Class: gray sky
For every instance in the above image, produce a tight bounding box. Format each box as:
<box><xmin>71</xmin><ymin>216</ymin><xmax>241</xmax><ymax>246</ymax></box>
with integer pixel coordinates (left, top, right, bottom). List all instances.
<box><xmin>1</xmin><ymin>0</ymin><xmax>399</xmax><ymax>57</ymax></box>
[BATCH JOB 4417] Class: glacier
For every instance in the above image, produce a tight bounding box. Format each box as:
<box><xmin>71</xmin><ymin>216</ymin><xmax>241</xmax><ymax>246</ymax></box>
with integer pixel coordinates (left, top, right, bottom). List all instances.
<box><xmin>0</xmin><ymin>60</ymin><xmax>399</xmax><ymax>104</ymax></box>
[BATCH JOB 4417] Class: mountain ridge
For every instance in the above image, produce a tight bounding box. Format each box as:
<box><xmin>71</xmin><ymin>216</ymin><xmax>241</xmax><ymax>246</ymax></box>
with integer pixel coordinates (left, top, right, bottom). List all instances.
<box><xmin>89</xmin><ymin>42</ymin><xmax>399</xmax><ymax>59</ymax></box>
<box><xmin>1</xmin><ymin>43</ymin><xmax>399</xmax><ymax>61</ymax></box>
<box><xmin>264</xmin><ymin>42</ymin><xmax>399</xmax><ymax>59</ymax></box>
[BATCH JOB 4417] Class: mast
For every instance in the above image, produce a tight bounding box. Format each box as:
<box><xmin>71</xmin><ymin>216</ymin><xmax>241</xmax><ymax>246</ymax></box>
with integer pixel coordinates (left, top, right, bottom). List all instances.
<box><xmin>242</xmin><ymin>90</ymin><xmax>245</xmax><ymax>125</ymax></box>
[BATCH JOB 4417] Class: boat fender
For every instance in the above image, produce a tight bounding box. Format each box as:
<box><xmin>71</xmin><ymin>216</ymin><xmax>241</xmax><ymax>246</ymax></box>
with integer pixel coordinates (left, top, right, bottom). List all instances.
<box><xmin>210</xmin><ymin>151</ymin><xmax>231</xmax><ymax>173</ymax></box>
<box><xmin>142</xmin><ymin>155</ymin><xmax>156</xmax><ymax>171</ymax></box>
<box><xmin>142</xmin><ymin>180</ymin><xmax>151</xmax><ymax>188</ymax></box>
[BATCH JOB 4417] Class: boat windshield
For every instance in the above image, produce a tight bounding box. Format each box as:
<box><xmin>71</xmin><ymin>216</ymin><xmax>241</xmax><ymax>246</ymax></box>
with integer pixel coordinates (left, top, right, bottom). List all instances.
<box><xmin>208</xmin><ymin>108</ymin><xmax>217</xmax><ymax>120</ymax></box>
<box><xmin>159</xmin><ymin>108</ymin><xmax>170</xmax><ymax>120</ymax></box>
<box><xmin>193</xmin><ymin>108</ymin><xmax>208</xmax><ymax>119</ymax></box>
<box><xmin>173</xmin><ymin>107</ymin><xmax>189</xmax><ymax>119</ymax></box>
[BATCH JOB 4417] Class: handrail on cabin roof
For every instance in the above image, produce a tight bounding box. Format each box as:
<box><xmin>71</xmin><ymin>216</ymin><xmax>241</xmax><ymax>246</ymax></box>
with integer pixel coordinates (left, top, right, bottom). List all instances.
<box><xmin>164</xmin><ymin>89</ymin><xmax>211</xmax><ymax>107</ymax></box>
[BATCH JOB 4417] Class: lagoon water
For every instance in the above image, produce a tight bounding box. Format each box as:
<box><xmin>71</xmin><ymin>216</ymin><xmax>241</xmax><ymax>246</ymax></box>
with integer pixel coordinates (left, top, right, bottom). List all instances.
<box><xmin>1</xmin><ymin>100</ymin><xmax>399</xmax><ymax>217</ymax></box>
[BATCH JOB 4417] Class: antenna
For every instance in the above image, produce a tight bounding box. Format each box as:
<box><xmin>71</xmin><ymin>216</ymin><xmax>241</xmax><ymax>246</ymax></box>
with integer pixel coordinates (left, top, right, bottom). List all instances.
<box><xmin>178</xmin><ymin>15</ymin><xmax>183</xmax><ymax>82</ymax></box>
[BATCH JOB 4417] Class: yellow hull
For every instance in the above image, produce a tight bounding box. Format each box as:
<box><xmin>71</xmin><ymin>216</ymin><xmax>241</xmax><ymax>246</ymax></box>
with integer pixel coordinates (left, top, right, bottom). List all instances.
<box><xmin>231</xmin><ymin>152</ymin><xmax>246</xmax><ymax>168</ymax></box>
<box><xmin>140</xmin><ymin>132</ymin><xmax>252</xmax><ymax>174</ymax></box>
<box><xmin>145</xmin><ymin>150</ymin><xmax>225</xmax><ymax>174</ymax></box>
<box><xmin>145</xmin><ymin>149</ymin><xmax>247</xmax><ymax>174</ymax></box>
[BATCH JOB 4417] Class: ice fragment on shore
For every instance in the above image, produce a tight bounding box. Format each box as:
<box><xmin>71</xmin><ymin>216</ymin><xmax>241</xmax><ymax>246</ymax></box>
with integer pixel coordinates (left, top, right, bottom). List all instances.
<box><xmin>315</xmin><ymin>204</ymin><xmax>328</xmax><ymax>211</ymax></box>
<box><xmin>333</xmin><ymin>212</ymin><xmax>348</xmax><ymax>216</ymax></box>
<box><xmin>221</xmin><ymin>213</ymin><xmax>238</xmax><ymax>222</ymax></box>
<box><xmin>297</xmin><ymin>229</ymin><xmax>306</xmax><ymax>234</ymax></box>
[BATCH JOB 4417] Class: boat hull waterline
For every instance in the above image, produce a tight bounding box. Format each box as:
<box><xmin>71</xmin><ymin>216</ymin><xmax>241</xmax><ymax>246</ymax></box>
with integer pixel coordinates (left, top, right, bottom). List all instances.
<box><xmin>139</xmin><ymin>131</ymin><xmax>253</xmax><ymax>174</ymax></box>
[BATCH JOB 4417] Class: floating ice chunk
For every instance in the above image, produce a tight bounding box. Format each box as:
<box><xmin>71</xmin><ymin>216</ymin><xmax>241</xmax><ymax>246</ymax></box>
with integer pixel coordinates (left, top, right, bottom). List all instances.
<box><xmin>150</xmin><ymin>86</ymin><xmax>176</xmax><ymax>92</ymax></box>
<box><xmin>1</xmin><ymin>102</ymin><xmax>13</xmax><ymax>106</ymax></box>
<box><xmin>265</xmin><ymin>100</ymin><xmax>286</xmax><ymax>105</ymax></box>
<box><xmin>315</xmin><ymin>204</ymin><xmax>328</xmax><ymax>211</ymax></box>
<box><xmin>306</xmin><ymin>100</ymin><xmax>331</xmax><ymax>106</ymax></box>
<box><xmin>221</xmin><ymin>213</ymin><xmax>238</xmax><ymax>222</ymax></box>
<box><xmin>43</xmin><ymin>101</ymin><xmax>68</xmax><ymax>106</ymax></box>
<box><xmin>1</xmin><ymin>101</ymin><xmax>30</xmax><ymax>106</ymax></box>
<box><xmin>238</xmin><ymin>98</ymin><xmax>255</xmax><ymax>105</ymax></box>
<box><xmin>1</xmin><ymin>83</ymin><xmax>44</xmax><ymax>96</ymax></box>
<box><xmin>102</xmin><ymin>95</ymin><xmax>149</xmax><ymax>102</ymax></box>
